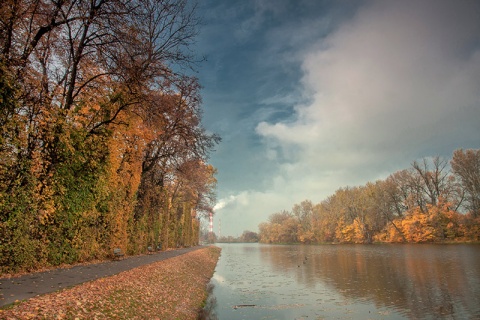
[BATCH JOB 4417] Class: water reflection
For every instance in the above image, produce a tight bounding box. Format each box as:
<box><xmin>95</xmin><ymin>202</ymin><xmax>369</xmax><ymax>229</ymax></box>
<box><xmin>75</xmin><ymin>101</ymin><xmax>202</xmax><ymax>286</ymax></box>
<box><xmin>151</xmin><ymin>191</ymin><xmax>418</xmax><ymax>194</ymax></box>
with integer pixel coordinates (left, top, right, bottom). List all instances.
<box><xmin>198</xmin><ymin>282</ymin><xmax>218</xmax><ymax>320</ymax></box>
<box><xmin>205</xmin><ymin>243</ymin><xmax>480</xmax><ymax>319</ymax></box>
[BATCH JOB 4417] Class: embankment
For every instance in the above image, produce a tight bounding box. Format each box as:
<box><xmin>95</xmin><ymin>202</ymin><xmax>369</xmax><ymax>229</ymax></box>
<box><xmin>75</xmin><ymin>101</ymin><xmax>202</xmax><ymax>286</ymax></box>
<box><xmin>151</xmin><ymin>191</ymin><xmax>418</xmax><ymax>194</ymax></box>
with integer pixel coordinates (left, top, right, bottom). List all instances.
<box><xmin>0</xmin><ymin>246</ymin><xmax>221</xmax><ymax>319</ymax></box>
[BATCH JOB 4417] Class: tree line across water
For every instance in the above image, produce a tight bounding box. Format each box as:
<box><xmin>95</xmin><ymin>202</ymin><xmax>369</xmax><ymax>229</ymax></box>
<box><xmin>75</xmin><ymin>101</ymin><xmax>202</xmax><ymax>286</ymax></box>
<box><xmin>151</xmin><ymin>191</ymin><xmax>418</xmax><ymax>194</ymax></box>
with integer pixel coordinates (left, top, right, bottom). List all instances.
<box><xmin>259</xmin><ymin>150</ymin><xmax>480</xmax><ymax>244</ymax></box>
<box><xmin>215</xmin><ymin>230</ymin><xmax>259</xmax><ymax>243</ymax></box>
<box><xmin>0</xmin><ymin>0</ymin><xmax>219</xmax><ymax>273</ymax></box>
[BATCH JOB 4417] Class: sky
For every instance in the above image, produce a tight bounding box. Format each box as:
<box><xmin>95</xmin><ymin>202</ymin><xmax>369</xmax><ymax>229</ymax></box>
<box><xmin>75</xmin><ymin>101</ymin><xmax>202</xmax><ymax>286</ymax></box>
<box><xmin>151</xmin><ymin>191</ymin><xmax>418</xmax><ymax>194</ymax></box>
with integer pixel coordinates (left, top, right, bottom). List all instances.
<box><xmin>195</xmin><ymin>0</ymin><xmax>480</xmax><ymax>237</ymax></box>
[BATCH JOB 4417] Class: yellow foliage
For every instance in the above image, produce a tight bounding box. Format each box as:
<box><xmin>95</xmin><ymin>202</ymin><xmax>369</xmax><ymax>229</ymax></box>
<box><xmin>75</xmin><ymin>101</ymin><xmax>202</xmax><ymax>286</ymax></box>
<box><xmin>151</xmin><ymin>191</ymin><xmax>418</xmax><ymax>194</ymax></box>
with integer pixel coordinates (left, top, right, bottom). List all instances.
<box><xmin>298</xmin><ymin>230</ymin><xmax>315</xmax><ymax>244</ymax></box>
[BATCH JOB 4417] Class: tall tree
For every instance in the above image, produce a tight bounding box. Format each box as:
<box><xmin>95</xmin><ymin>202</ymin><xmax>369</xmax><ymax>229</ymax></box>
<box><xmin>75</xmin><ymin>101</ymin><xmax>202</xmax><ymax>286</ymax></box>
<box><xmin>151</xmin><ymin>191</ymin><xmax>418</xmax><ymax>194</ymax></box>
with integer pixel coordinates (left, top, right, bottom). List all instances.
<box><xmin>0</xmin><ymin>0</ymin><xmax>219</xmax><ymax>272</ymax></box>
<box><xmin>411</xmin><ymin>157</ymin><xmax>453</xmax><ymax>209</ymax></box>
<box><xmin>451</xmin><ymin>149</ymin><xmax>480</xmax><ymax>217</ymax></box>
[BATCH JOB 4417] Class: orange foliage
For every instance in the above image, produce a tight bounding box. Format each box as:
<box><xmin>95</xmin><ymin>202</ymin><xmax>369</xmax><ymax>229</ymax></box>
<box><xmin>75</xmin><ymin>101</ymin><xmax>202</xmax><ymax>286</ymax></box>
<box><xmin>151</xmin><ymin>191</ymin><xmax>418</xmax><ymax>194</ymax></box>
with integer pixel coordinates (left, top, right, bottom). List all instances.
<box><xmin>0</xmin><ymin>0</ymin><xmax>218</xmax><ymax>273</ymax></box>
<box><xmin>335</xmin><ymin>218</ymin><xmax>369</xmax><ymax>243</ymax></box>
<box><xmin>401</xmin><ymin>209</ymin><xmax>436</xmax><ymax>242</ymax></box>
<box><xmin>377</xmin><ymin>199</ymin><xmax>465</xmax><ymax>243</ymax></box>
<box><xmin>261</xmin><ymin>171</ymin><xmax>480</xmax><ymax>245</ymax></box>
<box><xmin>374</xmin><ymin>223</ymin><xmax>405</xmax><ymax>243</ymax></box>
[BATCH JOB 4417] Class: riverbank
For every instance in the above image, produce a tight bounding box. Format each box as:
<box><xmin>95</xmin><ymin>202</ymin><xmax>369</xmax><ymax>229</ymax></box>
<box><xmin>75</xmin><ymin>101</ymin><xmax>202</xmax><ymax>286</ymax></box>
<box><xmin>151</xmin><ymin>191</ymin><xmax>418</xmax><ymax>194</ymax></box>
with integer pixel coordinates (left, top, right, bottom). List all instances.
<box><xmin>0</xmin><ymin>246</ymin><xmax>221</xmax><ymax>319</ymax></box>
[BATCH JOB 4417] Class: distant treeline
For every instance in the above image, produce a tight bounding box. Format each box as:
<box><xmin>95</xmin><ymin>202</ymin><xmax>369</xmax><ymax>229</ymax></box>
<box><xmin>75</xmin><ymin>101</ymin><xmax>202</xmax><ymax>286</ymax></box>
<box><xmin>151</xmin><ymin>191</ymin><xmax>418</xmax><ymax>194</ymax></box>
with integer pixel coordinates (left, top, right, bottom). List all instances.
<box><xmin>216</xmin><ymin>231</ymin><xmax>259</xmax><ymax>243</ymax></box>
<box><xmin>0</xmin><ymin>0</ymin><xmax>218</xmax><ymax>273</ymax></box>
<box><xmin>259</xmin><ymin>150</ymin><xmax>480</xmax><ymax>244</ymax></box>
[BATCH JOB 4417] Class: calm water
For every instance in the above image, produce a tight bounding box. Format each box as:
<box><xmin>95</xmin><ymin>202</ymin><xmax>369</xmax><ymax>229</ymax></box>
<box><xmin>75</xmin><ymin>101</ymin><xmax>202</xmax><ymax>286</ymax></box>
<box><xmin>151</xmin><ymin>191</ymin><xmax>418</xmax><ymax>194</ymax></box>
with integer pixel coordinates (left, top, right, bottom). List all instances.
<box><xmin>204</xmin><ymin>243</ymin><xmax>480</xmax><ymax>320</ymax></box>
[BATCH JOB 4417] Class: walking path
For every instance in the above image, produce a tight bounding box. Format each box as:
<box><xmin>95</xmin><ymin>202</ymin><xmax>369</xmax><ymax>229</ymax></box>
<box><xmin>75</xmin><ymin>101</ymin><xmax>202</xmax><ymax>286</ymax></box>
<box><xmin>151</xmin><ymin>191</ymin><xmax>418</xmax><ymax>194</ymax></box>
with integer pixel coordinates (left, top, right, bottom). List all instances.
<box><xmin>0</xmin><ymin>246</ymin><xmax>204</xmax><ymax>308</ymax></box>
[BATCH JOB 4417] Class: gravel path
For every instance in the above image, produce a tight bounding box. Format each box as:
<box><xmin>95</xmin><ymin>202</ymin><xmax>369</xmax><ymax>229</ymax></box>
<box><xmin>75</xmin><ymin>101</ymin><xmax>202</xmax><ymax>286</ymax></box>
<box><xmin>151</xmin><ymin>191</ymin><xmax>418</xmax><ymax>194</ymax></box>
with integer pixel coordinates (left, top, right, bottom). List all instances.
<box><xmin>0</xmin><ymin>246</ymin><xmax>205</xmax><ymax>307</ymax></box>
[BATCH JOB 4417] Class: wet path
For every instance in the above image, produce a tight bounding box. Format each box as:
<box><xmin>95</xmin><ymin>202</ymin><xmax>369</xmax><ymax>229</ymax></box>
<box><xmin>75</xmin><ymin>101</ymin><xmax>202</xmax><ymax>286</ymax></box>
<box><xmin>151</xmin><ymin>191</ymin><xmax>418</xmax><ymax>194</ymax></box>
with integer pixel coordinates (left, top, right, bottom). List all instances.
<box><xmin>0</xmin><ymin>246</ymin><xmax>204</xmax><ymax>307</ymax></box>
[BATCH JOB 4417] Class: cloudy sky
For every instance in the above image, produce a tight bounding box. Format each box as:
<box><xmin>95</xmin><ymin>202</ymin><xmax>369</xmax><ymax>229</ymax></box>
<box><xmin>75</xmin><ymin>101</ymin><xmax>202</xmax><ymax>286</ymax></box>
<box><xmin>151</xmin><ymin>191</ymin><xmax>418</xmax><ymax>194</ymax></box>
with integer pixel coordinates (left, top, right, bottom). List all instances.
<box><xmin>195</xmin><ymin>0</ymin><xmax>480</xmax><ymax>237</ymax></box>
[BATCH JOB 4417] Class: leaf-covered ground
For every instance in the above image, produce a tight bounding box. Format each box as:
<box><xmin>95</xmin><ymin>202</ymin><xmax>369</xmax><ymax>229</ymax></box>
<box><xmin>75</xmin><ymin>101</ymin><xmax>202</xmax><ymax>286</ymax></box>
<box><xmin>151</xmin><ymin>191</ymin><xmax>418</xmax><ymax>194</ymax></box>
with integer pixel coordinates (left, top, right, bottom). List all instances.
<box><xmin>0</xmin><ymin>246</ymin><xmax>221</xmax><ymax>320</ymax></box>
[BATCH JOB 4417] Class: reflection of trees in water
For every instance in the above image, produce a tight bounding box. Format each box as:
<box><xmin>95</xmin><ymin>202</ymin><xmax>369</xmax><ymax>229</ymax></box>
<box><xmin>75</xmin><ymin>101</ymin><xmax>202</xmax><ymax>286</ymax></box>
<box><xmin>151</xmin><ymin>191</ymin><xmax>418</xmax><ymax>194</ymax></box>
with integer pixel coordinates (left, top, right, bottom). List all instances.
<box><xmin>260</xmin><ymin>244</ymin><xmax>480</xmax><ymax>319</ymax></box>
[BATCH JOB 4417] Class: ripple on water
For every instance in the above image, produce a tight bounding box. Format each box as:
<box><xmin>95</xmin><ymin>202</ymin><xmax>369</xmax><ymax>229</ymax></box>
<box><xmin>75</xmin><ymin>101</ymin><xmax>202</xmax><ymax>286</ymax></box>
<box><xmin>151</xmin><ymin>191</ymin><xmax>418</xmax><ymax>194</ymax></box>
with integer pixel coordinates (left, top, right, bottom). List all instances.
<box><xmin>205</xmin><ymin>243</ymin><xmax>480</xmax><ymax>320</ymax></box>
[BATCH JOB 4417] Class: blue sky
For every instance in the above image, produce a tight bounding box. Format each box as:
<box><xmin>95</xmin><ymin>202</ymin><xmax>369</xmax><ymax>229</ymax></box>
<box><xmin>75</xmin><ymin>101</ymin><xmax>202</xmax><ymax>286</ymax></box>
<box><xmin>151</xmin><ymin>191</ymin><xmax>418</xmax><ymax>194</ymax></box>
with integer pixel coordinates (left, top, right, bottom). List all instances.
<box><xmin>195</xmin><ymin>0</ymin><xmax>480</xmax><ymax>236</ymax></box>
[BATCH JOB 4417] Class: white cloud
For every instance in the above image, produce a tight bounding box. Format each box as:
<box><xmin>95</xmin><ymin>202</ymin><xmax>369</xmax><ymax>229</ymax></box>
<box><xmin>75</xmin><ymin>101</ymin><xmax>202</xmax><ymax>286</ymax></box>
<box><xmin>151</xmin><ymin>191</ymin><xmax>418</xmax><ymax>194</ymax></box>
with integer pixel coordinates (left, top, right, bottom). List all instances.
<box><xmin>258</xmin><ymin>0</ymin><xmax>480</xmax><ymax>174</ymax></box>
<box><xmin>209</xmin><ymin>0</ymin><xmax>480</xmax><ymax>236</ymax></box>
<box><xmin>213</xmin><ymin>189</ymin><xmax>301</xmax><ymax>236</ymax></box>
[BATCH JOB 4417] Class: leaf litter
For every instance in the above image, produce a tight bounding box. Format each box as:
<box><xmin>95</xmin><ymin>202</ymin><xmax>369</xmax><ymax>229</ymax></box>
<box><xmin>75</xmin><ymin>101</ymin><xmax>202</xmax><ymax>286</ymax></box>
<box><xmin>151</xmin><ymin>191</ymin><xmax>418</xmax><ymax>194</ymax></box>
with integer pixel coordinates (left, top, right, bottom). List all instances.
<box><xmin>0</xmin><ymin>246</ymin><xmax>221</xmax><ymax>320</ymax></box>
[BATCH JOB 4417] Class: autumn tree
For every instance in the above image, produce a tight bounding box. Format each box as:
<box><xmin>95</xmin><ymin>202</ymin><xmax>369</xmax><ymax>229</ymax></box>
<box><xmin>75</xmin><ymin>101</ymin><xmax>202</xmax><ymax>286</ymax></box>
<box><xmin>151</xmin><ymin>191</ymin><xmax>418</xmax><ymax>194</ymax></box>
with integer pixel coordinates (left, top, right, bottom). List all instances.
<box><xmin>258</xmin><ymin>210</ymin><xmax>298</xmax><ymax>243</ymax></box>
<box><xmin>258</xmin><ymin>150</ymin><xmax>480</xmax><ymax>245</ymax></box>
<box><xmin>311</xmin><ymin>196</ymin><xmax>341</xmax><ymax>242</ymax></box>
<box><xmin>293</xmin><ymin>200</ymin><xmax>315</xmax><ymax>243</ymax></box>
<box><xmin>132</xmin><ymin>77</ymin><xmax>219</xmax><ymax>251</ymax></box>
<box><xmin>411</xmin><ymin>157</ymin><xmax>457</xmax><ymax>210</ymax></box>
<box><xmin>451</xmin><ymin>149</ymin><xmax>480</xmax><ymax>217</ymax></box>
<box><xmin>370</xmin><ymin>173</ymin><xmax>413</xmax><ymax>241</ymax></box>
<box><xmin>0</xmin><ymin>0</ymin><xmax>219</xmax><ymax>272</ymax></box>
<box><xmin>240</xmin><ymin>230</ymin><xmax>259</xmax><ymax>242</ymax></box>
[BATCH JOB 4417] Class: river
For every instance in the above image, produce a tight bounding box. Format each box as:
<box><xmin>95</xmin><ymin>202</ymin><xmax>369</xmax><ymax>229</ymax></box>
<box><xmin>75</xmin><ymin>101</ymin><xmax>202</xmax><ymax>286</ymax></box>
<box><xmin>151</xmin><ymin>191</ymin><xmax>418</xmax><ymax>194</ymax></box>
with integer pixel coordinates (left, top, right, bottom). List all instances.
<box><xmin>204</xmin><ymin>243</ymin><xmax>480</xmax><ymax>319</ymax></box>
